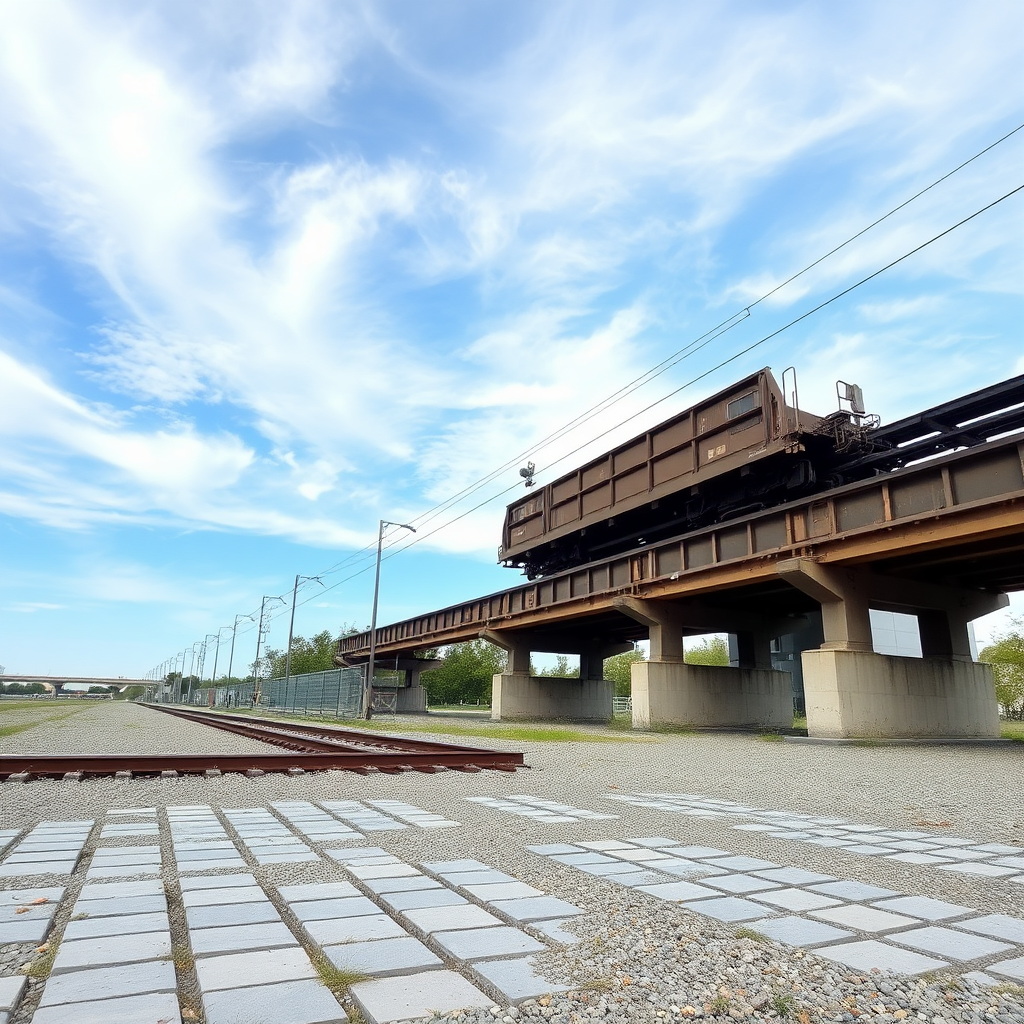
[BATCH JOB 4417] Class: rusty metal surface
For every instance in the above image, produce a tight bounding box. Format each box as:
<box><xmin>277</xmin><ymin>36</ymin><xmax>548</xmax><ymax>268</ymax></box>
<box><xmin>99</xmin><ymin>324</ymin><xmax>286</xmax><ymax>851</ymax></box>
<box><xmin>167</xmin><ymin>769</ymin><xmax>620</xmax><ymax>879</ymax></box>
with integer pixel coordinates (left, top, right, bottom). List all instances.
<box><xmin>0</xmin><ymin>706</ymin><xmax>525</xmax><ymax>779</ymax></box>
<box><xmin>340</xmin><ymin>436</ymin><xmax>1024</xmax><ymax>661</ymax></box>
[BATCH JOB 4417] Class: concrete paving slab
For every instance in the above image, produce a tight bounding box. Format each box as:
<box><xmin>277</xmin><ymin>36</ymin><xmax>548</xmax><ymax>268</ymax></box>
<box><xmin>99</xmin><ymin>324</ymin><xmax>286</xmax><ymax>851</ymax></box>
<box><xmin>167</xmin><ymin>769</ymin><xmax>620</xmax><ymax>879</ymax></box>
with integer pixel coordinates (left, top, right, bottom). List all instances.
<box><xmin>90</xmin><ymin>851</ymin><xmax>161</xmax><ymax>865</ymax></box>
<box><xmin>196</xmin><ymin>946</ymin><xmax>318</xmax><ymax>991</ymax></box>
<box><xmin>254</xmin><ymin>851</ymin><xmax>321</xmax><ymax>865</ymax></box>
<box><xmin>885</xmin><ymin>852</ymin><xmax>955</xmax><ymax>866</ymax></box>
<box><xmin>959</xmin><ymin>914</ymin><xmax>1024</xmax><ymax>944</ymax></box>
<box><xmin>871</xmin><ymin>896</ymin><xmax>974</xmax><ymax>921</ymax></box>
<box><xmin>940</xmin><ymin>862</ymin><xmax>1017</xmax><ymax>877</ymax></box>
<box><xmin>191</xmin><ymin>920</ymin><xmax>297</xmax><ymax>956</ymax></box>
<box><xmin>754</xmin><ymin>868</ymin><xmax>835</xmax><ymax>885</ymax></box>
<box><xmin>433</xmin><ymin>926</ymin><xmax>546</xmax><ymax>961</ymax></box>
<box><xmin>324</xmin><ymin>935</ymin><xmax>442</xmax><ymax>977</ymax></box>
<box><xmin>0</xmin><ymin>861</ymin><xmax>76</xmax><ymax>877</ymax></box>
<box><xmin>403</xmin><ymin>904</ymin><xmax>503</xmax><ymax>933</ymax></box>
<box><xmin>361</xmin><ymin>875</ymin><xmax>442</xmax><ymax>894</ymax></box>
<box><xmin>892</xmin><ymin>926</ymin><xmax>1012</xmax><ymax>961</ymax></box>
<box><xmin>752</xmin><ymin>889</ymin><xmax>842</xmax><ymax>913</ymax></box>
<box><xmin>78</xmin><ymin>879</ymin><xmax>162</xmax><ymax>900</ymax></box>
<box><xmin>808</xmin><ymin>881</ymin><xmax>898</xmax><ymax>901</ymax></box>
<box><xmin>463</xmin><ymin>882</ymin><xmax>545</xmax><ymax>901</ymax></box>
<box><xmin>525</xmin><ymin>844</ymin><xmax>580</xmax><ymax>855</ymax></box>
<box><xmin>38</xmin><ymin>959</ymin><xmax>177</xmax><ymax>1006</ymax></box>
<box><xmin>746</xmin><ymin>916</ymin><xmax>854</xmax><ymax>948</ymax></box>
<box><xmin>63</xmin><ymin>911</ymin><xmax>169</xmax><ymax>940</ymax></box>
<box><xmin>0</xmin><ymin>918</ymin><xmax>53</xmax><ymax>943</ymax></box>
<box><xmin>186</xmin><ymin>901</ymin><xmax>280</xmax><ymax>929</ymax></box>
<box><xmin>86</xmin><ymin>865</ymin><xmax>161</xmax><ymax>879</ymax></box>
<box><xmin>472</xmin><ymin>956</ymin><xmax>570</xmax><ymax>1004</ymax></box>
<box><xmin>306</xmin><ymin>914</ymin><xmax>409</xmax><ymax>945</ymax></box>
<box><xmin>347</xmin><ymin>863</ymin><xmax>421</xmax><ymax>879</ymax></box>
<box><xmin>179</xmin><ymin>858</ymin><xmax>248</xmax><ymax>872</ymax></box>
<box><xmin>183</xmin><ymin>886</ymin><xmax>268</xmax><ymax>908</ymax></box>
<box><xmin>635</xmin><ymin>881</ymin><xmax>719</xmax><ymax>902</ymax></box>
<box><xmin>577</xmin><ymin>860</ymin><xmax>657</xmax><ymax>876</ymax></box>
<box><xmin>666</xmin><ymin>846</ymin><xmax>730</xmax><ymax>859</ymax></box>
<box><xmin>988</xmin><ymin>956</ymin><xmax>1024</xmax><ymax>981</ymax></box>
<box><xmin>0</xmin><ymin>977</ymin><xmax>25</xmax><ymax>1013</ymax></box>
<box><xmin>421</xmin><ymin>859</ymin><xmax>489</xmax><ymax>874</ymax></box>
<box><xmin>703</xmin><ymin>856</ymin><xmax>778</xmax><ymax>872</ymax></box>
<box><xmin>489</xmin><ymin>896</ymin><xmax>583</xmax><ymax>922</ymax></box>
<box><xmin>278</xmin><ymin>882</ymin><xmax>361</xmax><ymax>902</ymax></box>
<box><xmin>351</xmin><ymin>969</ymin><xmax>491</xmax><ymax>1023</ymax></box>
<box><xmin>290</xmin><ymin>897</ymin><xmax>380</xmax><ymax>922</ymax></box>
<box><xmin>73</xmin><ymin>894</ymin><xmax>167</xmax><ymax>918</ymax></box>
<box><xmin>815</xmin><ymin>938</ymin><xmax>948</xmax><ymax>975</ymax></box>
<box><xmin>442</xmin><ymin>870</ymin><xmax>517</xmax><ymax>886</ymax></box>
<box><xmin>534</xmin><ymin>918</ymin><xmax>581</xmax><ymax>944</ymax></box>
<box><xmin>380</xmin><ymin>888</ymin><xmax>468</xmax><ymax>912</ymax></box>
<box><xmin>201</xmin><ymin>977</ymin><xmax>348</xmax><ymax>1024</ymax></box>
<box><xmin>30</xmin><ymin>991</ymin><xmax>182</xmax><ymax>1024</ymax></box>
<box><xmin>611</xmin><ymin>870</ymin><xmax>672</xmax><ymax>887</ymax></box>
<box><xmin>703</xmin><ymin>874</ymin><xmax>782</xmax><ymax>894</ymax></box>
<box><xmin>50</xmin><ymin>930</ymin><xmax>173</xmax><ymax>973</ymax></box>
<box><xmin>682</xmin><ymin>897</ymin><xmax>773</xmax><ymax>922</ymax></box>
<box><xmin>657</xmin><ymin>860</ymin><xmax>728</xmax><ymax>878</ymax></box>
<box><xmin>812</xmin><ymin>906</ymin><xmax>920</xmax><ymax>932</ymax></box>
<box><xmin>842</xmin><ymin>844</ymin><xmax>892</xmax><ymax>855</ymax></box>
<box><xmin>550</xmin><ymin>852</ymin><xmax>615</xmax><ymax>867</ymax></box>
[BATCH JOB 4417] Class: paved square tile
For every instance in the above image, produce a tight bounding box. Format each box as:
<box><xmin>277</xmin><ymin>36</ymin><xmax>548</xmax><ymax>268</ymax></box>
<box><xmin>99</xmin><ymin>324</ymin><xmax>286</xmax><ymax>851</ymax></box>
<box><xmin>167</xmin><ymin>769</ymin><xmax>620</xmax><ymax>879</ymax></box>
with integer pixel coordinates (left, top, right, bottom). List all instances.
<box><xmin>635</xmin><ymin>881</ymin><xmax>720</xmax><ymax>902</ymax></box>
<box><xmin>754</xmin><ymin>868</ymin><xmax>835</xmax><ymax>885</ymax></box>
<box><xmin>751</xmin><ymin>888</ymin><xmax>842</xmax><ymax>912</ymax></box>
<box><xmin>351</xmin><ymin>970</ymin><xmax>491</xmax><ymax>1023</ymax></box>
<box><xmin>180</xmin><ymin>874</ymin><xmax>255</xmax><ymax>891</ymax></box>
<box><xmin>324</xmin><ymin>935</ymin><xmax>443</xmax><ymax>977</ymax></box>
<box><xmin>703</xmin><ymin>856</ymin><xmax>778</xmax><ymax>872</ymax></box>
<box><xmin>746</xmin><ymin>916</ymin><xmax>854</xmax><ymax>947</ymax></box>
<box><xmin>201</xmin><ymin>978</ymin><xmax>348</xmax><ymax>1024</ymax></box>
<box><xmin>403</xmin><ymin>904</ymin><xmax>503</xmax><ymax>933</ymax></box>
<box><xmin>988</xmin><ymin>956</ymin><xmax>1024</xmax><ymax>981</ymax></box>
<box><xmin>612</xmin><ymin>870</ymin><xmax>672</xmax><ymax>887</ymax></box>
<box><xmin>535</xmin><ymin>918</ymin><xmax>581</xmax><ymax>943</ymax></box>
<box><xmin>380</xmin><ymin>888</ymin><xmax>468</xmax><ymax>912</ymax></box>
<box><xmin>578</xmin><ymin>860</ymin><xmax>657</xmax><ymax>876</ymax></box>
<box><xmin>811</xmin><ymin>906</ymin><xmax>920</xmax><ymax>932</ymax></box>
<box><xmin>186</xmin><ymin>901</ymin><xmax>280</xmax><ymax>929</ymax></box>
<box><xmin>362</xmin><ymin>875</ymin><xmax>442</xmax><ymax>894</ymax></box>
<box><xmin>190</xmin><ymin>921</ymin><xmax>297</xmax><ymax>956</ymax></box>
<box><xmin>959</xmin><ymin>914</ymin><xmax>1024</xmax><ymax>944</ymax></box>
<box><xmin>939</xmin><ymin>862</ymin><xmax>1017</xmax><ymax>877</ymax></box>
<box><xmin>472</xmin><ymin>957</ymin><xmax>571</xmax><ymax>1003</ymax></box>
<box><xmin>50</xmin><ymin>931</ymin><xmax>173</xmax><ymax>973</ymax></box>
<box><xmin>73</xmin><ymin>894</ymin><xmax>167</xmax><ymax>918</ymax></box>
<box><xmin>489</xmin><ymin>896</ymin><xmax>583</xmax><ymax>921</ymax></box>
<box><xmin>871</xmin><ymin>896</ymin><xmax>973</xmax><ymax>921</ymax></box>
<box><xmin>892</xmin><ymin>926</ymin><xmax>1012</xmax><ymax>961</ymax></box>
<box><xmin>38</xmin><ymin>960</ymin><xmax>176</xmax><ymax>1008</ymax></box>
<box><xmin>421</xmin><ymin>859</ymin><xmax>489</xmax><ymax>873</ymax></box>
<box><xmin>30</xmin><ymin>990</ymin><xmax>182</xmax><ymax>1024</ymax></box>
<box><xmin>290</xmin><ymin>896</ymin><xmax>380</xmax><ymax>921</ymax></box>
<box><xmin>78</xmin><ymin>879</ymin><xmax>163</xmax><ymax>900</ymax></box>
<box><xmin>808</xmin><ymin>881</ymin><xmax>898</xmax><ymax>901</ymax></box>
<box><xmin>442</xmin><ymin>869</ymin><xmax>516</xmax><ymax>886</ymax></box>
<box><xmin>703</xmin><ymin>874</ymin><xmax>782</xmax><ymax>894</ymax></box>
<box><xmin>815</xmin><ymin>938</ymin><xmax>948</xmax><ymax>974</ymax></box>
<box><xmin>306</xmin><ymin>914</ymin><xmax>409</xmax><ymax>945</ymax></box>
<box><xmin>668</xmin><ymin>846</ymin><xmax>730</xmax><ymax>859</ymax></box>
<box><xmin>278</xmin><ymin>882</ymin><xmax>361</xmax><ymax>902</ymax></box>
<box><xmin>682</xmin><ymin>897</ymin><xmax>771</xmax><ymax>922</ymax></box>
<box><xmin>347</xmin><ymin>862</ymin><xmax>421</xmax><ymax>879</ymax></box>
<box><xmin>195</xmin><ymin>947</ymin><xmax>317</xmax><ymax>991</ymax></box>
<box><xmin>0</xmin><ymin>976</ymin><xmax>25</xmax><ymax>1015</ymax></box>
<box><xmin>62</xmin><ymin>911</ymin><xmax>169</xmax><ymax>941</ymax></box>
<box><xmin>433</xmin><ymin>925</ymin><xmax>546</xmax><ymax>961</ymax></box>
<box><xmin>182</xmin><ymin>886</ymin><xmax>268</xmax><ymax>908</ymax></box>
<box><xmin>464</xmin><ymin>881</ymin><xmax>544</xmax><ymax>901</ymax></box>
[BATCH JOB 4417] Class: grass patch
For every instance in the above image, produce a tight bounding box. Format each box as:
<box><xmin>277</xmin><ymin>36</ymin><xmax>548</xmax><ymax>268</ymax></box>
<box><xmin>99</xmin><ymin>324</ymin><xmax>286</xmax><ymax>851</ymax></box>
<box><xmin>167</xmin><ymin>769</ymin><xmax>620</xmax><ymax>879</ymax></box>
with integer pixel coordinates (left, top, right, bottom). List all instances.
<box><xmin>771</xmin><ymin>992</ymin><xmax>796</xmax><ymax>1018</ymax></box>
<box><xmin>1001</xmin><ymin>721</ymin><xmax>1024</xmax><ymax>742</ymax></box>
<box><xmin>708</xmin><ymin>994</ymin><xmax>731</xmax><ymax>1015</ymax></box>
<box><xmin>0</xmin><ymin>710</ymin><xmax>84</xmax><ymax>738</ymax></box>
<box><xmin>648</xmin><ymin>722</ymin><xmax>696</xmax><ymax>735</ymax></box>
<box><xmin>309</xmin><ymin>949</ymin><xmax>369</xmax><ymax>993</ymax></box>
<box><xmin>26</xmin><ymin>945</ymin><xmax>56</xmax><ymax>979</ymax></box>
<box><xmin>759</xmin><ymin>731</ymin><xmax>785</xmax><ymax>743</ymax></box>
<box><xmin>734</xmin><ymin>926</ymin><xmax>767</xmax><ymax>942</ymax></box>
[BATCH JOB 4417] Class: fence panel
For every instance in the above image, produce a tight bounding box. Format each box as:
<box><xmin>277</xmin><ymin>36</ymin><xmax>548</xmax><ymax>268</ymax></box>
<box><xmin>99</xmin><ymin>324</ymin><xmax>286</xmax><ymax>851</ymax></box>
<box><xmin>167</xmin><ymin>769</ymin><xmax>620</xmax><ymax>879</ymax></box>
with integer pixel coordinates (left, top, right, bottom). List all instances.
<box><xmin>205</xmin><ymin>668</ymin><xmax>364</xmax><ymax>718</ymax></box>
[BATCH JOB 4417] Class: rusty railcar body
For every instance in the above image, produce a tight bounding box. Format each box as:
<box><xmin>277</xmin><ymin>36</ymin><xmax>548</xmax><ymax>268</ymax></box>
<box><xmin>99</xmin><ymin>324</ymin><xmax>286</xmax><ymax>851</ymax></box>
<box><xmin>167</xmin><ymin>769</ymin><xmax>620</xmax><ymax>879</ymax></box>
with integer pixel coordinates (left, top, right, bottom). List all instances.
<box><xmin>500</xmin><ymin>368</ymin><xmax>866</xmax><ymax>578</ymax></box>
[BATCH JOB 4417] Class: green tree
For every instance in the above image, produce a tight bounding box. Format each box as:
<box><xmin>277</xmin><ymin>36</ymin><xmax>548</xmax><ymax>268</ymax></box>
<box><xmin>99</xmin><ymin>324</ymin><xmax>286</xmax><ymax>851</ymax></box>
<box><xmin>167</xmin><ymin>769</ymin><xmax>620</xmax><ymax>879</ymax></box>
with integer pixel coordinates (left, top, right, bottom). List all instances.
<box><xmin>532</xmin><ymin>655</ymin><xmax>579</xmax><ymax>678</ymax></box>
<box><xmin>420</xmin><ymin>640</ymin><xmax>506</xmax><ymax>706</ymax></box>
<box><xmin>265</xmin><ymin>630</ymin><xmax>339</xmax><ymax>678</ymax></box>
<box><xmin>980</xmin><ymin>618</ymin><xmax>1024</xmax><ymax>720</ymax></box>
<box><xmin>114</xmin><ymin>685</ymin><xmax>147</xmax><ymax>701</ymax></box>
<box><xmin>603</xmin><ymin>647</ymin><xmax>647</xmax><ymax>697</ymax></box>
<box><xmin>685</xmin><ymin>635</ymin><xmax>730</xmax><ymax>666</ymax></box>
<box><xmin>88</xmin><ymin>685</ymin><xmax>115</xmax><ymax>694</ymax></box>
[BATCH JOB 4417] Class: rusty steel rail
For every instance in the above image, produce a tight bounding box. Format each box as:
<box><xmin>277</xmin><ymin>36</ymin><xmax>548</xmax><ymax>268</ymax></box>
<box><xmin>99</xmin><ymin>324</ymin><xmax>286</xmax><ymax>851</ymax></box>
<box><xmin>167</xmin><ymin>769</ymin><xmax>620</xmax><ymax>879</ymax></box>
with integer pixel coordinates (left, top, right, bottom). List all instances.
<box><xmin>0</xmin><ymin>706</ymin><xmax>524</xmax><ymax>780</ymax></box>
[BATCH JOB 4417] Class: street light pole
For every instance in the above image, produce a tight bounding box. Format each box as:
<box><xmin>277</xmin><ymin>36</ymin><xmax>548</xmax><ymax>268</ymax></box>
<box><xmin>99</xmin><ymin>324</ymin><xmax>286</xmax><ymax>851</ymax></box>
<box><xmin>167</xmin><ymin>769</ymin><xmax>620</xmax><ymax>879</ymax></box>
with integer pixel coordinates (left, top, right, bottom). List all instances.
<box><xmin>227</xmin><ymin>614</ymin><xmax>255</xmax><ymax>683</ymax></box>
<box><xmin>209</xmin><ymin>626</ymin><xmax>229</xmax><ymax>694</ymax></box>
<box><xmin>365</xmin><ymin>519</ymin><xmax>416</xmax><ymax>718</ymax></box>
<box><xmin>201</xmin><ymin>633</ymin><xmax>218</xmax><ymax>700</ymax></box>
<box><xmin>284</xmin><ymin>574</ymin><xmax>323</xmax><ymax>712</ymax></box>
<box><xmin>253</xmin><ymin>595</ymin><xmax>285</xmax><ymax>705</ymax></box>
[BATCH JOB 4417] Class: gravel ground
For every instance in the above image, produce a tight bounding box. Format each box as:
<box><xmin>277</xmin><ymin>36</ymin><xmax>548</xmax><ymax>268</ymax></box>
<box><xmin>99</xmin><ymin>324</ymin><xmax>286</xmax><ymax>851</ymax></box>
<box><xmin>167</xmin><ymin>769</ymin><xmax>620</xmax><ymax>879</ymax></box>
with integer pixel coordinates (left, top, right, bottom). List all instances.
<box><xmin>2</xmin><ymin>703</ymin><xmax>1023</xmax><ymax>1023</ymax></box>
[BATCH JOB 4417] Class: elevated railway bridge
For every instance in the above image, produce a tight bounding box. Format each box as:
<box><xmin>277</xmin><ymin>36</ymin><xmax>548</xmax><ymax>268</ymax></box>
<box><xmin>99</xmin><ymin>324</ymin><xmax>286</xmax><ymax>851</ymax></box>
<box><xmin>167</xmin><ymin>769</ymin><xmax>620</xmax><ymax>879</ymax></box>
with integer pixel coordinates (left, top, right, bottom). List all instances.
<box><xmin>339</xmin><ymin>435</ymin><xmax>1024</xmax><ymax>740</ymax></box>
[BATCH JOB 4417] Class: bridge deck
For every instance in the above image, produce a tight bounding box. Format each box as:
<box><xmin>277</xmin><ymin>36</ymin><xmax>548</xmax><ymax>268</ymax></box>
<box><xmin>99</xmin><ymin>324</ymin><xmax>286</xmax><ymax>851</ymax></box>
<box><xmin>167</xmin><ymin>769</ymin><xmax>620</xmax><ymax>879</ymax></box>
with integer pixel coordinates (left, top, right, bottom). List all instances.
<box><xmin>338</xmin><ymin>436</ymin><xmax>1024</xmax><ymax>661</ymax></box>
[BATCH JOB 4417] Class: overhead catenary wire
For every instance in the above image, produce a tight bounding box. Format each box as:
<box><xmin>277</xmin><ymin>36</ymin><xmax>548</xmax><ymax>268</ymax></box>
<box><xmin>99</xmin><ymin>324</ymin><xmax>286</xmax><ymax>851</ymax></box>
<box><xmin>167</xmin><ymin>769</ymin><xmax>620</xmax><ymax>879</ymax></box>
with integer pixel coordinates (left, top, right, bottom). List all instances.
<box><xmin>157</xmin><ymin>124</ymin><xmax>1024</xmax><ymax>671</ymax></box>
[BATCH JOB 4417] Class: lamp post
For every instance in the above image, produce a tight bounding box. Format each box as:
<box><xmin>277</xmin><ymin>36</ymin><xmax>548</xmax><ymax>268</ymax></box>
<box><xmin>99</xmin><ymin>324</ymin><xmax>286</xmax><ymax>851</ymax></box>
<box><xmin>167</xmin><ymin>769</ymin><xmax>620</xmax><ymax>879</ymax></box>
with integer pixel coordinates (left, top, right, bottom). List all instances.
<box><xmin>365</xmin><ymin>519</ymin><xmax>416</xmax><ymax>718</ymax></box>
<box><xmin>284</xmin><ymin>574</ymin><xmax>324</xmax><ymax>712</ymax></box>
<box><xmin>227</xmin><ymin>614</ymin><xmax>255</xmax><ymax>683</ymax></box>
<box><xmin>252</xmin><ymin>595</ymin><xmax>285</xmax><ymax>705</ymax></box>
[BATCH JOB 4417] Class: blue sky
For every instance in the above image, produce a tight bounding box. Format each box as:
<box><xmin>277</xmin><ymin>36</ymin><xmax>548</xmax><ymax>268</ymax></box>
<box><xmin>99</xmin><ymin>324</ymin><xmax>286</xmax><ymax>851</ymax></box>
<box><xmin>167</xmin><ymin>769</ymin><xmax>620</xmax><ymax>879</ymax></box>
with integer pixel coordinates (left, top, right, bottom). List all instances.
<box><xmin>1</xmin><ymin>0</ymin><xmax>1022</xmax><ymax>678</ymax></box>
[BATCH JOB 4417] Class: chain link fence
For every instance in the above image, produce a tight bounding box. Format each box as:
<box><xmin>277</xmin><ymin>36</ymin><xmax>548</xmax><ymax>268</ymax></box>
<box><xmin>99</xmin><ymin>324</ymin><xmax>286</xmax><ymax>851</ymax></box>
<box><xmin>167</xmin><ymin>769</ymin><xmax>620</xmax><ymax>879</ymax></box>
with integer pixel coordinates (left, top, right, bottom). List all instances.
<box><xmin>199</xmin><ymin>667</ymin><xmax>367</xmax><ymax>718</ymax></box>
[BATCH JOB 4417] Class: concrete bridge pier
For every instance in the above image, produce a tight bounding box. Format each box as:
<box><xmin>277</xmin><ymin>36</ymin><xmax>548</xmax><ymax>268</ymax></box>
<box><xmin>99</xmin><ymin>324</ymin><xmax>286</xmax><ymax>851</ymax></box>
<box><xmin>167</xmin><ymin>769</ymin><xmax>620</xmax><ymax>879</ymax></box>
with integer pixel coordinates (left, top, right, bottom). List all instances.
<box><xmin>482</xmin><ymin>630</ymin><xmax>621</xmax><ymax>722</ymax></box>
<box><xmin>779</xmin><ymin>558</ymin><xmax>1006</xmax><ymax>739</ymax></box>
<box><xmin>614</xmin><ymin>597</ymin><xmax>792</xmax><ymax>731</ymax></box>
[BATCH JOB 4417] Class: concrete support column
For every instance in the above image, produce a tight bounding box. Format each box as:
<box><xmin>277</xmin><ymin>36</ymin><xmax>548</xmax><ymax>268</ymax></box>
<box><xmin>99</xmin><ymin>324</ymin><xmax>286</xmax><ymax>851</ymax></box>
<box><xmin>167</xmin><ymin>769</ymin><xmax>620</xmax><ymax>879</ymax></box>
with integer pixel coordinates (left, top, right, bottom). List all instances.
<box><xmin>395</xmin><ymin>665</ymin><xmax>428</xmax><ymax>713</ymax></box>
<box><xmin>491</xmin><ymin>674</ymin><xmax>613</xmax><ymax>722</ymax></box>
<box><xmin>779</xmin><ymin>558</ymin><xmax>1006</xmax><ymax>738</ymax></box>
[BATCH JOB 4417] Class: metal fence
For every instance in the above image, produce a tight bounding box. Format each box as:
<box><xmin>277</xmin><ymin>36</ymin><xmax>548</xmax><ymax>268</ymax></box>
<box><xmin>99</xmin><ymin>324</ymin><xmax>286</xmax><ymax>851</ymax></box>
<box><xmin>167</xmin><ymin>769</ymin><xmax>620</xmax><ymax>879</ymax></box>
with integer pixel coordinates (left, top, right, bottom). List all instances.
<box><xmin>203</xmin><ymin>668</ymin><xmax>368</xmax><ymax>718</ymax></box>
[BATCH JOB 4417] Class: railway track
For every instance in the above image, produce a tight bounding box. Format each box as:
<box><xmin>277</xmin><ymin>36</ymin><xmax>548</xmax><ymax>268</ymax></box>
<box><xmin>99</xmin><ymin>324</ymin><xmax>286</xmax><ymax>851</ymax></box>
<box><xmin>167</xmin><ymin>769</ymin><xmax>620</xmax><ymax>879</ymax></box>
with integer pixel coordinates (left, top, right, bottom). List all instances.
<box><xmin>0</xmin><ymin>705</ymin><xmax>525</xmax><ymax>780</ymax></box>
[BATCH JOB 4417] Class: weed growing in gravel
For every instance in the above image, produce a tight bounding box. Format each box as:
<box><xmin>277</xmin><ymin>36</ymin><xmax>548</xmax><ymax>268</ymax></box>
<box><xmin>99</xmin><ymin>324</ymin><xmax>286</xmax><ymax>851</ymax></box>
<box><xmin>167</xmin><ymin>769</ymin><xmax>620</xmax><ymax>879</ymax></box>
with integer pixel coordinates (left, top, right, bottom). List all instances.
<box><xmin>708</xmin><ymin>994</ymin><xmax>731</xmax><ymax>1015</ymax></box>
<box><xmin>759</xmin><ymin>732</ymin><xmax>785</xmax><ymax>742</ymax></box>
<box><xmin>25</xmin><ymin>945</ymin><xmax>56</xmax><ymax>979</ymax></box>
<box><xmin>170</xmin><ymin>942</ymin><xmax>194</xmax><ymax>972</ymax></box>
<box><xmin>734</xmin><ymin>926</ymin><xmax>767</xmax><ymax>942</ymax></box>
<box><xmin>309</xmin><ymin>950</ymin><xmax>368</xmax><ymax>993</ymax></box>
<box><xmin>771</xmin><ymin>991</ymin><xmax>796</xmax><ymax>1017</ymax></box>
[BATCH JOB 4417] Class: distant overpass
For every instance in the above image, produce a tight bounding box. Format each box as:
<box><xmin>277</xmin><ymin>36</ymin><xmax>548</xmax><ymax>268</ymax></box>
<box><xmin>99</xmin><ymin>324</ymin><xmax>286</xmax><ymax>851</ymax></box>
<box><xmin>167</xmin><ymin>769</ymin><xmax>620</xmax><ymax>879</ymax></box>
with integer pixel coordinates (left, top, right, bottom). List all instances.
<box><xmin>0</xmin><ymin>675</ymin><xmax>155</xmax><ymax>695</ymax></box>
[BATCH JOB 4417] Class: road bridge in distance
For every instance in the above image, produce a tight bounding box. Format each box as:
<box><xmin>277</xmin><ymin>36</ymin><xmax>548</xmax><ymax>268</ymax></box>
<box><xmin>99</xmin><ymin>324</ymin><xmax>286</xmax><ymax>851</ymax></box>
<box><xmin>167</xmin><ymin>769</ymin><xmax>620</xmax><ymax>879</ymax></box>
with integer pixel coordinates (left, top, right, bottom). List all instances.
<box><xmin>338</xmin><ymin>435</ymin><xmax>1024</xmax><ymax>740</ymax></box>
<box><xmin>0</xmin><ymin>675</ymin><xmax>154</xmax><ymax>695</ymax></box>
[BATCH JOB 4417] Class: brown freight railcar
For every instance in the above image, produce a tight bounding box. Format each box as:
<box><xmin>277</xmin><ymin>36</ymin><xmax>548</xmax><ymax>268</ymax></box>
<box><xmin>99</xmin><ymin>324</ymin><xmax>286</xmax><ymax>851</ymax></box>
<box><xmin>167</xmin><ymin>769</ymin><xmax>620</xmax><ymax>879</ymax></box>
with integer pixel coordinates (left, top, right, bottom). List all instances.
<box><xmin>500</xmin><ymin>368</ymin><xmax>841</xmax><ymax>578</ymax></box>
